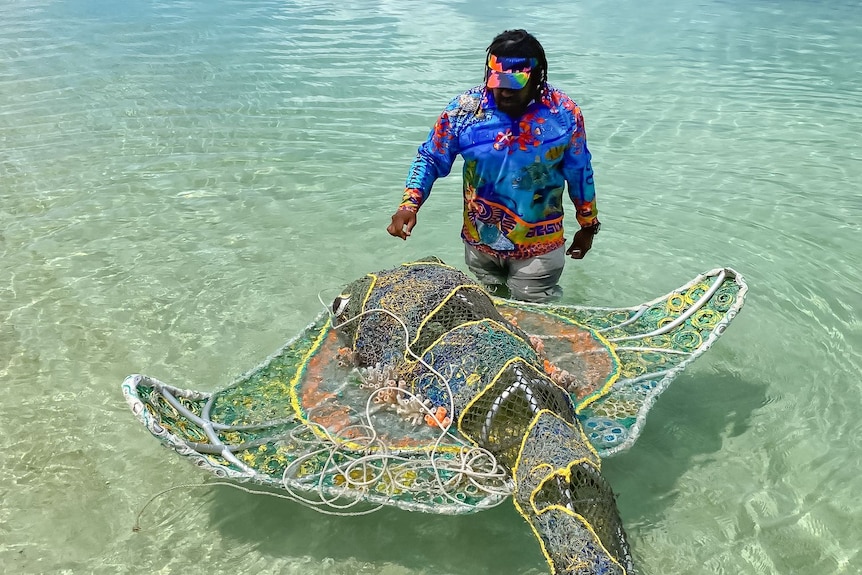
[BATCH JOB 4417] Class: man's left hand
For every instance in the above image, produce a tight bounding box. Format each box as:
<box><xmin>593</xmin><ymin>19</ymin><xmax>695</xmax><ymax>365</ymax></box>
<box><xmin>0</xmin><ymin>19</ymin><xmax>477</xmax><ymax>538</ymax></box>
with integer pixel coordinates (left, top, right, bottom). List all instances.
<box><xmin>566</xmin><ymin>226</ymin><xmax>596</xmax><ymax>259</ymax></box>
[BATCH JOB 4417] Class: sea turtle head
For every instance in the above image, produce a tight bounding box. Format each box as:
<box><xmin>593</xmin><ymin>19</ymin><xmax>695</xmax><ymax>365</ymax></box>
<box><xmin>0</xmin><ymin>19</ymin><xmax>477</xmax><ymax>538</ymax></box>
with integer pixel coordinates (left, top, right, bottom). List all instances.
<box><xmin>329</xmin><ymin>274</ymin><xmax>374</xmax><ymax>350</ymax></box>
<box><xmin>330</xmin><ymin>293</ymin><xmax>351</xmax><ymax>321</ymax></box>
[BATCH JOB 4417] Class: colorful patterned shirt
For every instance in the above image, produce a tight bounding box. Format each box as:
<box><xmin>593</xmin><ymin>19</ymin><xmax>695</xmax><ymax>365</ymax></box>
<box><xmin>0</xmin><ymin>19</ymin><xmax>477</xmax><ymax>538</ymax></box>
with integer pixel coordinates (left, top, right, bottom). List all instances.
<box><xmin>399</xmin><ymin>84</ymin><xmax>598</xmax><ymax>259</ymax></box>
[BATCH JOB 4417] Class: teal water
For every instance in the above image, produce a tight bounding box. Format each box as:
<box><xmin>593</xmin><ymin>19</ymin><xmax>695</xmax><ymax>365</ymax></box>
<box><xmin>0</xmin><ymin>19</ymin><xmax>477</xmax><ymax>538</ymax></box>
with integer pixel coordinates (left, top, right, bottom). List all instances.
<box><xmin>2</xmin><ymin>0</ymin><xmax>860</xmax><ymax>573</ymax></box>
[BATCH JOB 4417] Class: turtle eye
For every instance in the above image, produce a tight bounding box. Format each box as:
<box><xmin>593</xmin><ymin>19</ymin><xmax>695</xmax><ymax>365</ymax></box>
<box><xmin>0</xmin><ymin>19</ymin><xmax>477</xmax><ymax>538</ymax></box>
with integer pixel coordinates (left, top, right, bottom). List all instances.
<box><xmin>331</xmin><ymin>295</ymin><xmax>350</xmax><ymax>316</ymax></box>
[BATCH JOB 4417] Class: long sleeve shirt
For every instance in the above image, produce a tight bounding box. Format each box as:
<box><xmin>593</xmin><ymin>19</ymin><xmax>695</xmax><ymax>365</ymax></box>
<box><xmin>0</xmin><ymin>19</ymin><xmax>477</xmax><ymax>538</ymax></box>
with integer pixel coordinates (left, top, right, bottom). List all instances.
<box><xmin>399</xmin><ymin>84</ymin><xmax>598</xmax><ymax>259</ymax></box>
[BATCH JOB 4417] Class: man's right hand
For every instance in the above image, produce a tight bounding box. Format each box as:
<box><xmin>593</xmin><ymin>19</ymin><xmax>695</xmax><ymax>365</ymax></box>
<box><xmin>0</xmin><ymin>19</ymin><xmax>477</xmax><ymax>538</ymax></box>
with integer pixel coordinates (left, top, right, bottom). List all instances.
<box><xmin>387</xmin><ymin>209</ymin><xmax>417</xmax><ymax>240</ymax></box>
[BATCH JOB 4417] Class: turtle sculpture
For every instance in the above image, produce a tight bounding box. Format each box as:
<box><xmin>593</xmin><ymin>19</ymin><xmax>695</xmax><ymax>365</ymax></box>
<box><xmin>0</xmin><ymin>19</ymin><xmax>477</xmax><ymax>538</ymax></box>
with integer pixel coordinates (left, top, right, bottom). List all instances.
<box><xmin>123</xmin><ymin>257</ymin><xmax>747</xmax><ymax>574</ymax></box>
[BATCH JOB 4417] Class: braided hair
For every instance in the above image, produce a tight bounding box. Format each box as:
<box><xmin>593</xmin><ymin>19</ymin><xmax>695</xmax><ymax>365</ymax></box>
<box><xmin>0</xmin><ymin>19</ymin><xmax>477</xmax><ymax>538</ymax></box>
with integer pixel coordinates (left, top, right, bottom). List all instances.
<box><xmin>485</xmin><ymin>29</ymin><xmax>548</xmax><ymax>98</ymax></box>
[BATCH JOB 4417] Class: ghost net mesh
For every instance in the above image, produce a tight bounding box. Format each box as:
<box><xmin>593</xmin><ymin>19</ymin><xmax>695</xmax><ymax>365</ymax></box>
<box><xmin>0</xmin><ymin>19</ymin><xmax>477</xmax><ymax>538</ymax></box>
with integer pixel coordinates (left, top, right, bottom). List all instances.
<box><xmin>334</xmin><ymin>259</ymin><xmax>636</xmax><ymax>574</ymax></box>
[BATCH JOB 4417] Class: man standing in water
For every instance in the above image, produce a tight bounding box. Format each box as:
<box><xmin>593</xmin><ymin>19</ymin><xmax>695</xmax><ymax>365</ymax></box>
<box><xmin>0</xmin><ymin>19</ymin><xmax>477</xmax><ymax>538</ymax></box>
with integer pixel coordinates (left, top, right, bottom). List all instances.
<box><xmin>387</xmin><ymin>29</ymin><xmax>601</xmax><ymax>302</ymax></box>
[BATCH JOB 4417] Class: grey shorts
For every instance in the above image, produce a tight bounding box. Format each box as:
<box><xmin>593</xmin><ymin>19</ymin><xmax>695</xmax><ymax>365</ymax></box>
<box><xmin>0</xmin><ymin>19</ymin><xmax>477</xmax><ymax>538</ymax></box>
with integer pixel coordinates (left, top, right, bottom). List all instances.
<box><xmin>464</xmin><ymin>243</ymin><xmax>565</xmax><ymax>303</ymax></box>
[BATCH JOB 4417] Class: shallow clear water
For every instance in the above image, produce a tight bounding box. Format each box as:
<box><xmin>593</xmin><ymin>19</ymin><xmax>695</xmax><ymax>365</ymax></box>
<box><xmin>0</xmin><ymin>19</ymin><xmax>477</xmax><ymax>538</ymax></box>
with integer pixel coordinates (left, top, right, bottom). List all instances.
<box><xmin>1</xmin><ymin>0</ymin><xmax>860</xmax><ymax>573</ymax></box>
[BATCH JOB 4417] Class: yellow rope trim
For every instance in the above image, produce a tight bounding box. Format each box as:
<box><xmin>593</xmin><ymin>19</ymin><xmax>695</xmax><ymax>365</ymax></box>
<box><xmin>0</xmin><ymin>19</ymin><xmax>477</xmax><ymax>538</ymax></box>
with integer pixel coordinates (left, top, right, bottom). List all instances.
<box><xmin>499</xmin><ymin>302</ymin><xmax>622</xmax><ymax>413</ymax></box>
<box><xmin>407</xmin><ymin>316</ymin><xmax>532</xmax><ymax>366</ymax></box>
<box><xmin>510</xmin><ymin>410</ymin><xmax>599</xmax><ymax>482</ymax></box>
<box><xmin>456</xmin><ymin>354</ymin><xmax>539</xmax><ymax>442</ymax></box>
<box><xmin>409</xmin><ymin>283</ymin><xmax>488</xmax><ymax>353</ymax></box>
<box><xmin>531</xmin><ymin>505</ymin><xmax>628</xmax><ymax>575</ymax></box>
<box><xmin>510</xmin><ymin>410</ymin><xmax>627</xmax><ymax>575</ymax></box>
<box><xmin>289</xmin><ymin>318</ymin><xmax>333</xmax><ymax>426</ymax></box>
<box><xmin>399</xmin><ymin>259</ymin><xmax>460</xmax><ymax>271</ymax></box>
<box><xmin>286</xmin><ymin>317</ymin><xmax>464</xmax><ymax>455</ymax></box>
<box><xmin>532</xmin><ymin>504</ymin><xmax>628</xmax><ymax>575</ymax></box>
<box><xmin>509</xmin><ymin>411</ymin><xmax>559</xmax><ymax>575</ymax></box>
<box><xmin>575</xmin><ymin>326</ymin><xmax>622</xmax><ymax>413</ymax></box>
<box><xmin>289</xmin><ymin>319</ymin><xmax>475</xmax><ymax>453</ymax></box>
<box><xmin>511</xmin><ymin>486</ymin><xmax>558</xmax><ymax>574</ymax></box>
<box><xmin>492</xmin><ymin>300</ymin><xmax>622</xmax><ymax>412</ymax></box>
<box><xmin>531</xmin><ymin>458</ymin><xmax>598</xmax><ymax>516</ymax></box>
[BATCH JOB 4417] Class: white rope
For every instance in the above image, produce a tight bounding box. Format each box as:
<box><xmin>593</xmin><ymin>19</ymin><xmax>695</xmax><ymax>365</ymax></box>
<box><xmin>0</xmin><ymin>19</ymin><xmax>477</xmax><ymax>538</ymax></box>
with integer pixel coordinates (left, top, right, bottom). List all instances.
<box><xmin>260</xmin><ymin>299</ymin><xmax>513</xmax><ymax>515</ymax></box>
<box><xmin>136</xmin><ymin>291</ymin><xmax>515</xmax><ymax>524</ymax></box>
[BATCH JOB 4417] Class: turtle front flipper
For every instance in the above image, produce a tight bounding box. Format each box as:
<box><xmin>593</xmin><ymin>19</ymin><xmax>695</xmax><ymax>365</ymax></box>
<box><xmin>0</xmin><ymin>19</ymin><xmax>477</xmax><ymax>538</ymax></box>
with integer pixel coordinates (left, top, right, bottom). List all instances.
<box><xmin>495</xmin><ymin>267</ymin><xmax>748</xmax><ymax>457</ymax></box>
<box><xmin>513</xmin><ymin>410</ymin><xmax>635</xmax><ymax>575</ymax></box>
<box><xmin>575</xmin><ymin>267</ymin><xmax>747</xmax><ymax>456</ymax></box>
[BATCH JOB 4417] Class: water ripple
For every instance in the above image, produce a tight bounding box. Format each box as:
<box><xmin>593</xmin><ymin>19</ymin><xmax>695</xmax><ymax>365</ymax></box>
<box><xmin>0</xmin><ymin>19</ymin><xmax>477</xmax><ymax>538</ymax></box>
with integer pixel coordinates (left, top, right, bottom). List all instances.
<box><xmin>2</xmin><ymin>1</ymin><xmax>861</xmax><ymax>574</ymax></box>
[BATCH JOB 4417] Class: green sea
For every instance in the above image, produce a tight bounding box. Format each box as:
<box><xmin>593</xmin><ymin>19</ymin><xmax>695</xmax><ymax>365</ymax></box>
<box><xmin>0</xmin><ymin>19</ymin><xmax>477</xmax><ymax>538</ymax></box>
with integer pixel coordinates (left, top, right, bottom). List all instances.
<box><xmin>2</xmin><ymin>0</ymin><xmax>860</xmax><ymax>573</ymax></box>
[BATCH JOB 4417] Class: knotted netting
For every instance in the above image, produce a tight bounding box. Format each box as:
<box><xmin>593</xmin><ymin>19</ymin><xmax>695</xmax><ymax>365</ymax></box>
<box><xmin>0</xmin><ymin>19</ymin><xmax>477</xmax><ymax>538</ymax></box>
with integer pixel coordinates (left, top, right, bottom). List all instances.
<box><xmin>331</xmin><ymin>257</ymin><xmax>634</xmax><ymax>574</ymax></box>
<box><xmin>333</xmin><ymin>259</ymin><xmax>520</xmax><ymax>367</ymax></box>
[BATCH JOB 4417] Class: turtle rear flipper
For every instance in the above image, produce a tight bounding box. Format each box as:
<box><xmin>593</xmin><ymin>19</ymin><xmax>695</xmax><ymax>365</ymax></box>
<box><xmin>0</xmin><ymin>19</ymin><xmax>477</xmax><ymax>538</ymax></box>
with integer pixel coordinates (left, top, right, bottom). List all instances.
<box><xmin>496</xmin><ymin>267</ymin><xmax>748</xmax><ymax>457</ymax></box>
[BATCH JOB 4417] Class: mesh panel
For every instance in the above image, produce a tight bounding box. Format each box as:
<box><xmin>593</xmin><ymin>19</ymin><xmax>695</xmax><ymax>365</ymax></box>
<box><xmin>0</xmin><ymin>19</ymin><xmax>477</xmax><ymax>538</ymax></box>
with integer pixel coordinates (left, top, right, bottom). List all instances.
<box><xmin>345</xmin><ymin>262</ymin><xmax>481</xmax><ymax>366</ymax></box>
<box><xmin>412</xmin><ymin>285</ymin><xmax>516</xmax><ymax>353</ymax></box>
<box><xmin>335</xmin><ymin>260</ymin><xmax>530</xmax><ymax>368</ymax></box>
<box><xmin>534</xmin><ymin>462</ymin><xmax>634</xmax><ymax>570</ymax></box>
<box><xmin>332</xmin><ymin>258</ymin><xmax>635</xmax><ymax>574</ymax></box>
<box><xmin>459</xmin><ymin>360</ymin><xmax>575</xmax><ymax>467</ymax></box>
<box><xmin>402</xmin><ymin>320</ymin><xmax>542</xmax><ymax>417</ymax></box>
